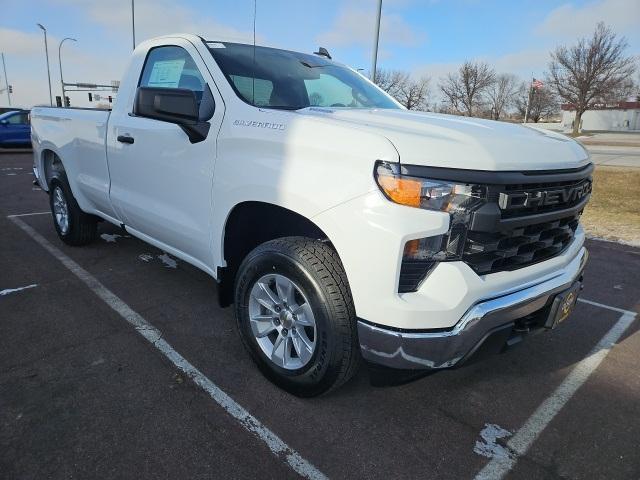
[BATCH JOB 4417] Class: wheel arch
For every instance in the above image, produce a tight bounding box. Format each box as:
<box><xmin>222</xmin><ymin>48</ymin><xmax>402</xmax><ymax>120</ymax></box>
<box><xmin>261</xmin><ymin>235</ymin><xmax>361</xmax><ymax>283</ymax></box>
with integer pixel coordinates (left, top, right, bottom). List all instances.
<box><xmin>41</xmin><ymin>148</ymin><xmax>66</xmax><ymax>191</ymax></box>
<box><xmin>218</xmin><ymin>201</ymin><xmax>334</xmax><ymax>307</ymax></box>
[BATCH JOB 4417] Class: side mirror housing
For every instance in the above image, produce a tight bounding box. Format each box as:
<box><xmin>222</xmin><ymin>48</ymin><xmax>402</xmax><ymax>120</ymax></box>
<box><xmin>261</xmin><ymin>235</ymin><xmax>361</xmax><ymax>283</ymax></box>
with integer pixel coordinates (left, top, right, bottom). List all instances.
<box><xmin>0</xmin><ymin>120</ymin><xmax>8</xmax><ymax>126</ymax></box>
<box><xmin>133</xmin><ymin>87</ymin><xmax>210</xmax><ymax>143</ymax></box>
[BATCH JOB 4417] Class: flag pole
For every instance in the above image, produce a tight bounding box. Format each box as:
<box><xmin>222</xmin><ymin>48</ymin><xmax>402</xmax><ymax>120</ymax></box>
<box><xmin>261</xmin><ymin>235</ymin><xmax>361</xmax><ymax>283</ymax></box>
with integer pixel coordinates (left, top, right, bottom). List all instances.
<box><xmin>523</xmin><ymin>73</ymin><xmax>533</xmax><ymax>124</ymax></box>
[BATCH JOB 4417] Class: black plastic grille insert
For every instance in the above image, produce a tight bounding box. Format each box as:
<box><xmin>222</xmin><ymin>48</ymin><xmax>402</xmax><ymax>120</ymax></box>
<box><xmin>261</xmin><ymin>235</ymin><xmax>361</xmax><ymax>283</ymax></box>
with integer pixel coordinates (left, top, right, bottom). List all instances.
<box><xmin>463</xmin><ymin>215</ymin><xmax>579</xmax><ymax>275</ymax></box>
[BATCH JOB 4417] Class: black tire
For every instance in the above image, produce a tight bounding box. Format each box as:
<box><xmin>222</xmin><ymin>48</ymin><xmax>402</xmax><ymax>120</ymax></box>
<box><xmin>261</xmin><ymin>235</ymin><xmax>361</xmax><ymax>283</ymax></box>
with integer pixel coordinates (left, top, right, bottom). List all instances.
<box><xmin>49</xmin><ymin>175</ymin><xmax>98</xmax><ymax>246</ymax></box>
<box><xmin>234</xmin><ymin>237</ymin><xmax>360</xmax><ymax>397</ymax></box>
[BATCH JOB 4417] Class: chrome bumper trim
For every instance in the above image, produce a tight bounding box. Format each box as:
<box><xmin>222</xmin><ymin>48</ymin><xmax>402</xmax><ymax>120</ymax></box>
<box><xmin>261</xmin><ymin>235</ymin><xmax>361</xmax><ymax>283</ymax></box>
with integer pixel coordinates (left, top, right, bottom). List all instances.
<box><xmin>358</xmin><ymin>247</ymin><xmax>588</xmax><ymax>370</ymax></box>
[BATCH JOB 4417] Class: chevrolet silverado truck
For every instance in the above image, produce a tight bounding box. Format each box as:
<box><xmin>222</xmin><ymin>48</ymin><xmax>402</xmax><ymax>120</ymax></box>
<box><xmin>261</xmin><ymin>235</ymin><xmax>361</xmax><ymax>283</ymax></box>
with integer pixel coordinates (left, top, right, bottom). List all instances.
<box><xmin>31</xmin><ymin>34</ymin><xmax>592</xmax><ymax>396</ymax></box>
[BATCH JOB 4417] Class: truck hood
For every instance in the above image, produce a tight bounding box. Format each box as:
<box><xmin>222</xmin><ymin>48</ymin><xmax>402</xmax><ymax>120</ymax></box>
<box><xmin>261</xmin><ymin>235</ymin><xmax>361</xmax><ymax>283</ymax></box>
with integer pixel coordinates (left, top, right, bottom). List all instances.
<box><xmin>296</xmin><ymin>108</ymin><xmax>590</xmax><ymax>171</ymax></box>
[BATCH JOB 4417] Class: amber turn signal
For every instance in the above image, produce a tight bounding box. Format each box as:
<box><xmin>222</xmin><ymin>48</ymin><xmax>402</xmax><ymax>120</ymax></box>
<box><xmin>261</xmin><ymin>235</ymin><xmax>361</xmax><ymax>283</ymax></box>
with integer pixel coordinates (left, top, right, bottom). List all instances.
<box><xmin>376</xmin><ymin>175</ymin><xmax>422</xmax><ymax>208</ymax></box>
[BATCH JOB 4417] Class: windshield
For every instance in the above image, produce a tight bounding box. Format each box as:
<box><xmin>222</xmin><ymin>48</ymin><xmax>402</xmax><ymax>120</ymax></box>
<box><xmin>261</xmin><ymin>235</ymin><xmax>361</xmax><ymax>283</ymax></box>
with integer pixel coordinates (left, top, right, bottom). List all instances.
<box><xmin>206</xmin><ymin>42</ymin><xmax>400</xmax><ymax>111</ymax></box>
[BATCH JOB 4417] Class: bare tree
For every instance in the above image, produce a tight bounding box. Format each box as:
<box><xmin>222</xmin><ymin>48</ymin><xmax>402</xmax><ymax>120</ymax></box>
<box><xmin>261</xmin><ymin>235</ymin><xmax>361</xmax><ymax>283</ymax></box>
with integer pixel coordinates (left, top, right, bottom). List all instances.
<box><xmin>397</xmin><ymin>76</ymin><xmax>431</xmax><ymax>111</ymax></box>
<box><xmin>604</xmin><ymin>75</ymin><xmax>637</xmax><ymax>104</ymax></box>
<box><xmin>514</xmin><ymin>82</ymin><xmax>558</xmax><ymax>122</ymax></box>
<box><xmin>547</xmin><ymin>22</ymin><xmax>636</xmax><ymax>134</ymax></box>
<box><xmin>486</xmin><ymin>73</ymin><xmax>518</xmax><ymax>120</ymax></box>
<box><xmin>375</xmin><ymin>69</ymin><xmax>431</xmax><ymax>111</ymax></box>
<box><xmin>439</xmin><ymin>61</ymin><xmax>496</xmax><ymax>116</ymax></box>
<box><xmin>374</xmin><ymin>69</ymin><xmax>410</xmax><ymax>99</ymax></box>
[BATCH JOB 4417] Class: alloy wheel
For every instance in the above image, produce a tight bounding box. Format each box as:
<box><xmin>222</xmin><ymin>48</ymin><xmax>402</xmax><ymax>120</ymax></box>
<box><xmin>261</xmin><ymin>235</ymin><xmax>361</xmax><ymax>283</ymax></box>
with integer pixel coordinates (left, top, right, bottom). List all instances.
<box><xmin>248</xmin><ymin>273</ymin><xmax>317</xmax><ymax>370</ymax></box>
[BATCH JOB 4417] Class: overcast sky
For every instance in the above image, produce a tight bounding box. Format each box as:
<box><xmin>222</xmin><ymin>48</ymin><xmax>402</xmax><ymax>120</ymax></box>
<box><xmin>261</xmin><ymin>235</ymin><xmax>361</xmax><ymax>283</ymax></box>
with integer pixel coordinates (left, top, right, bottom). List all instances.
<box><xmin>1</xmin><ymin>0</ymin><xmax>639</xmax><ymax>108</ymax></box>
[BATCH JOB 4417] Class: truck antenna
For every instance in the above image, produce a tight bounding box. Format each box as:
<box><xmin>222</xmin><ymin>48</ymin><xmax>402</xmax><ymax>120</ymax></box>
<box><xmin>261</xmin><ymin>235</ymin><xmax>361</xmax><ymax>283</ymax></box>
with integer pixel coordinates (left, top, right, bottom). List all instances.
<box><xmin>252</xmin><ymin>0</ymin><xmax>256</xmax><ymax>106</ymax></box>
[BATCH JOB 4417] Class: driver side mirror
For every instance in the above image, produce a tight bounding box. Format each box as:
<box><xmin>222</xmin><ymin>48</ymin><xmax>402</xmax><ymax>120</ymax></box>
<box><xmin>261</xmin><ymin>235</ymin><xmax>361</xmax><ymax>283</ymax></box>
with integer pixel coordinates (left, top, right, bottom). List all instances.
<box><xmin>133</xmin><ymin>87</ymin><xmax>211</xmax><ymax>143</ymax></box>
<box><xmin>0</xmin><ymin>120</ymin><xmax>7</xmax><ymax>126</ymax></box>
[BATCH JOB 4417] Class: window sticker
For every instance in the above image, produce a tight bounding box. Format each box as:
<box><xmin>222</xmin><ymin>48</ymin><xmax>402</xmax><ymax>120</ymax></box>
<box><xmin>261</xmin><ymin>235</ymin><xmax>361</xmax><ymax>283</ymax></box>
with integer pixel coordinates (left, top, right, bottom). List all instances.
<box><xmin>148</xmin><ymin>59</ymin><xmax>186</xmax><ymax>88</ymax></box>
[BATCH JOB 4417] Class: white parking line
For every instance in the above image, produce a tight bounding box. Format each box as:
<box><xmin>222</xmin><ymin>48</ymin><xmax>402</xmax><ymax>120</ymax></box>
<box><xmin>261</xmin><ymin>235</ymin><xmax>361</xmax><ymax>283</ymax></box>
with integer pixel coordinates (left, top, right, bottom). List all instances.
<box><xmin>578</xmin><ymin>297</ymin><xmax>636</xmax><ymax>316</ymax></box>
<box><xmin>8</xmin><ymin>215</ymin><xmax>327</xmax><ymax>480</ymax></box>
<box><xmin>7</xmin><ymin>211</ymin><xmax>50</xmax><ymax>218</ymax></box>
<box><xmin>474</xmin><ymin>305</ymin><xmax>637</xmax><ymax>480</ymax></box>
<box><xmin>0</xmin><ymin>284</ymin><xmax>38</xmax><ymax>296</ymax></box>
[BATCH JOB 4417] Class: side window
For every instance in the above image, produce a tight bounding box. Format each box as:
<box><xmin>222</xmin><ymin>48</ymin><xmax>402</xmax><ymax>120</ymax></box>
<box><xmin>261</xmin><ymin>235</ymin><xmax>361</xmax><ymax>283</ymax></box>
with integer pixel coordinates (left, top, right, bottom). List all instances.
<box><xmin>229</xmin><ymin>75</ymin><xmax>273</xmax><ymax>107</ymax></box>
<box><xmin>139</xmin><ymin>46</ymin><xmax>206</xmax><ymax>103</ymax></box>
<box><xmin>7</xmin><ymin>113</ymin><xmax>28</xmax><ymax>125</ymax></box>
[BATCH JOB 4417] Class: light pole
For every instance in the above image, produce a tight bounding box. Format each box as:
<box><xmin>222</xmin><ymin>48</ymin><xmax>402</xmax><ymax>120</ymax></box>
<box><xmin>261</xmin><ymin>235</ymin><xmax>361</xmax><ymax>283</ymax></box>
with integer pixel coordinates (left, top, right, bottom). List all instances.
<box><xmin>58</xmin><ymin>37</ymin><xmax>77</xmax><ymax>107</ymax></box>
<box><xmin>370</xmin><ymin>0</ymin><xmax>382</xmax><ymax>81</ymax></box>
<box><xmin>37</xmin><ymin>23</ymin><xmax>53</xmax><ymax>106</ymax></box>
<box><xmin>1</xmin><ymin>53</ymin><xmax>10</xmax><ymax>106</ymax></box>
<box><xmin>131</xmin><ymin>0</ymin><xmax>136</xmax><ymax>50</ymax></box>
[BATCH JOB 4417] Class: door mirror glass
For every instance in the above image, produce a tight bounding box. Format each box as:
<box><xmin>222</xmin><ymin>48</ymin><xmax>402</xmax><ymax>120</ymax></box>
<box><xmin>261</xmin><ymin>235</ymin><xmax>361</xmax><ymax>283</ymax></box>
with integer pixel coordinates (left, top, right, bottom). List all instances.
<box><xmin>133</xmin><ymin>87</ymin><xmax>210</xmax><ymax>143</ymax></box>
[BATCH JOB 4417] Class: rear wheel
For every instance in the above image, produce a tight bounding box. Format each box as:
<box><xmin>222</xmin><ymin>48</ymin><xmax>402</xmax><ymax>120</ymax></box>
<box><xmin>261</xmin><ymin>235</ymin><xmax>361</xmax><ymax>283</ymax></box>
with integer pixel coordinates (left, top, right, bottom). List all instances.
<box><xmin>234</xmin><ymin>237</ymin><xmax>360</xmax><ymax>397</ymax></box>
<box><xmin>49</xmin><ymin>176</ymin><xmax>98</xmax><ymax>246</ymax></box>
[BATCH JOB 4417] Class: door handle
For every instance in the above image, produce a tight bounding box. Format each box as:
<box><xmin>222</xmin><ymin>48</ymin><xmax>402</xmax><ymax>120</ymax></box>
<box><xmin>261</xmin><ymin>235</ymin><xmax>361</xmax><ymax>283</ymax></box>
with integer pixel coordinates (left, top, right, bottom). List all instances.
<box><xmin>117</xmin><ymin>135</ymin><xmax>134</xmax><ymax>144</ymax></box>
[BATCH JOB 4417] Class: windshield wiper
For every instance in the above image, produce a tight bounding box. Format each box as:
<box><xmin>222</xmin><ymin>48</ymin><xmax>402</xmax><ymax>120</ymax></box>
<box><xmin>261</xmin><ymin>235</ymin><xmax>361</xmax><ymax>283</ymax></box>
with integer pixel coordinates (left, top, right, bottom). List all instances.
<box><xmin>261</xmin><ymin>105</ymin><xmax>307</xmax><ymax>111</ymax></box>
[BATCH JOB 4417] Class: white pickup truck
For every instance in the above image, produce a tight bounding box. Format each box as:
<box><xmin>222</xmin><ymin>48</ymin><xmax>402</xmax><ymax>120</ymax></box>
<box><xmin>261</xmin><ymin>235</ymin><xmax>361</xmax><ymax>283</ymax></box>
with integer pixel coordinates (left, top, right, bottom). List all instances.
<box><xmin>31</xmin><ymin>34</ymin><xmax>592</xmax><ymax>396</ymax></box>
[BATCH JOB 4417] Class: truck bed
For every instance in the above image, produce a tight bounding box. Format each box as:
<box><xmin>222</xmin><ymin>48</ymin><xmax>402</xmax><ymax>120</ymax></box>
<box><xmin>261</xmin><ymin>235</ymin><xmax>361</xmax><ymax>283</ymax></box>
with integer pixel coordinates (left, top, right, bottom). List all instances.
<box><xmin>31</xmin><ymin>107</ymin><xmax>113</xmax><ymax>219</ymax></box>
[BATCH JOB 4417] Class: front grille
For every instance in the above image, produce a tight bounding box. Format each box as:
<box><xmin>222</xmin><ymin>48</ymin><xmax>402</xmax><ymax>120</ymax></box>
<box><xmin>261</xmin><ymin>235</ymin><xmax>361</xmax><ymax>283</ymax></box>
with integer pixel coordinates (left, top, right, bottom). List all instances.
<box><xmin>463</xmin><ymin>215</ymin><xmax>580</xmax><ymax>275</ymax></box>
<box><xmin>457</xmin><ymin>170</ymin><xmax>592</xmax><ymax>276</ymax></box>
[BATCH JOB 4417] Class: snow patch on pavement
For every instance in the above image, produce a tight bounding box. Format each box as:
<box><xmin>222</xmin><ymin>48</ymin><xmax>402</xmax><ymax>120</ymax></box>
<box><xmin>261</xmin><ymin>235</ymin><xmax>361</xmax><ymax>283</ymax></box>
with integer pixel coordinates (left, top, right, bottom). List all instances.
<box><xmin>474</xmin><ymin>423</ymin><xmax>513</xmax><ymax>460</ymax></box>
<box><xmin>138</xmin><ymin>252</ymin><xmax>178</xmax><ymax>268</ymax></box>
<box><xmin>90</xmin><ymin>358</ymin><xmax>105</xmax><ymax>367</ymax></box>
<box><xmin>158</xmin><ymin>253</ymin><xmax>177</xmax><ymax>268</ymax></box>
<box><xmin>100</xmin><ymin>233</ymin><xmax>123</xmax><ymax>243</ymax></box>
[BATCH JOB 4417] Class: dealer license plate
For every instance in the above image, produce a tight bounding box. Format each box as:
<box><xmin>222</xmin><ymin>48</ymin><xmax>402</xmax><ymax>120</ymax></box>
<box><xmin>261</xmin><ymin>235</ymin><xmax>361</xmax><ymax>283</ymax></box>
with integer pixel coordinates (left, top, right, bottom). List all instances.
<box><xmin>545</xmin><ymin>282</ymin><xmax>581</xmax><ymax>329</ymax></box>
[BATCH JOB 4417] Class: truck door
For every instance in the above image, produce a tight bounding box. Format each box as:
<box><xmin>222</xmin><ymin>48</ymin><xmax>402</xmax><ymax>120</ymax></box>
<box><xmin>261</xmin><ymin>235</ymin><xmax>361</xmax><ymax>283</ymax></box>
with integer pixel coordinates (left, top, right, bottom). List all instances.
<box><xmin>106</xmin><ymin>42</ymin><xmax>224</xmax><ymax>269</ymax></box>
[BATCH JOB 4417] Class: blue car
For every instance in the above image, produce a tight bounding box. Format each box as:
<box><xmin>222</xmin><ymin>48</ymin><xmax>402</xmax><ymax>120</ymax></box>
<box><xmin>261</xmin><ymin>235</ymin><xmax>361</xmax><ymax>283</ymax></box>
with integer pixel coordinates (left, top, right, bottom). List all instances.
<box><xmin>0</xmin><ymin>110</ymin><xmax>31</xmax><ymax>147</ymax></box>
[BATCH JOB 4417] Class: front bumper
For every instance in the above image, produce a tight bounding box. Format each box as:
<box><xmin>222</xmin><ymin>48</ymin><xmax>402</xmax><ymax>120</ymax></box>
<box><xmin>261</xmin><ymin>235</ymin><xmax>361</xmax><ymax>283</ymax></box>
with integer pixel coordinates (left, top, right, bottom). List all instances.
<box><xmin>358</xmin><ymin>246</ymin><xmax>588</xmax><ymax>370</ymax></box>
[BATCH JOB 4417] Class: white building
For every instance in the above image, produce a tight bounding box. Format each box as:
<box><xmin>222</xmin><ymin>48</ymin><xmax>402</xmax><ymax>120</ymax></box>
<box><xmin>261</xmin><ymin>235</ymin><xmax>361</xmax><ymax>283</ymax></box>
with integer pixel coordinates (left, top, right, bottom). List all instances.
<box><xmin>561</xmin><ymin>101</ymin><xmax>640</xmax><ymax>132</ymax></box>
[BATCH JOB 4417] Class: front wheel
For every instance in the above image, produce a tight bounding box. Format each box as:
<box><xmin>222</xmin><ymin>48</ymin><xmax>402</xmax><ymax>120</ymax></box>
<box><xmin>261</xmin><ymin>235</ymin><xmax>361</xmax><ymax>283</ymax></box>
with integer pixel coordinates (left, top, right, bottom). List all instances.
<box><xmin>234</xmin><ymin>237</ymin><xmax>360</xmax><ymax>397</ymax></box>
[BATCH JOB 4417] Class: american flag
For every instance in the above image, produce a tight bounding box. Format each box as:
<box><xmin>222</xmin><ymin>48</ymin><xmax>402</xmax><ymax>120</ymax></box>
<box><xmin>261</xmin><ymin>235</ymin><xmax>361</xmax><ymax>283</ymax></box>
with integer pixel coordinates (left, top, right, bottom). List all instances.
<box><xmin>532</xmin><ymin>78</ymin><xmax>544</xmax><ymax>90</ymax></box>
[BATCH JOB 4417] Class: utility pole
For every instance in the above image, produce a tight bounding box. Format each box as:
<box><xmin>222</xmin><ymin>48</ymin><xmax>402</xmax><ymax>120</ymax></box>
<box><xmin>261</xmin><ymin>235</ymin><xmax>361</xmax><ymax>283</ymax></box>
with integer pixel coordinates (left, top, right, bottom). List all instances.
<box><xmin>370</xmin><ymin>0</ymin><xmax>382</xmax><ymax>82</ymax></box>
<box><xmin>37</xmin><ymin>24</ymin><xmax>53</xmax><ymax>106</ymax></box>
<box><xmin>131</xmin><ymin>0</ymin><xmax>136</xmax><ymax>50</ymax></box>
<box><xmin>1</xmin><ymin>53</ymin><xmax>10</xmax><ymax>106</ymax></box>
<box><xmin>59</xmin><ymin>37</ymin><xmax>77</xmax><ymax>107</ymax></box>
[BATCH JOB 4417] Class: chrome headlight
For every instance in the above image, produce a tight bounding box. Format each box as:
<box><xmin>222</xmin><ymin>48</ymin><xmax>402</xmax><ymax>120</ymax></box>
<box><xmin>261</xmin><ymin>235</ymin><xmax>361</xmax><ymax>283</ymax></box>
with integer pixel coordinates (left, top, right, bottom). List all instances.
<box><xmin>374</xmin><ymin>161</ymin><xmax>483</xmax><ymax>213</ymax></box>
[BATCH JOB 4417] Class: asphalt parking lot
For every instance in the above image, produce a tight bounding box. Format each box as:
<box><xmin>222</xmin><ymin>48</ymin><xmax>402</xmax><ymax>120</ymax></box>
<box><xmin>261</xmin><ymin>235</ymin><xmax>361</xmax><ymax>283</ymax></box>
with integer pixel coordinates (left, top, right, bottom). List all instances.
<box><xmin>1</xmin><ymin>151</ymin><xmax>639</xmax><ymax>480</ymax></box>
